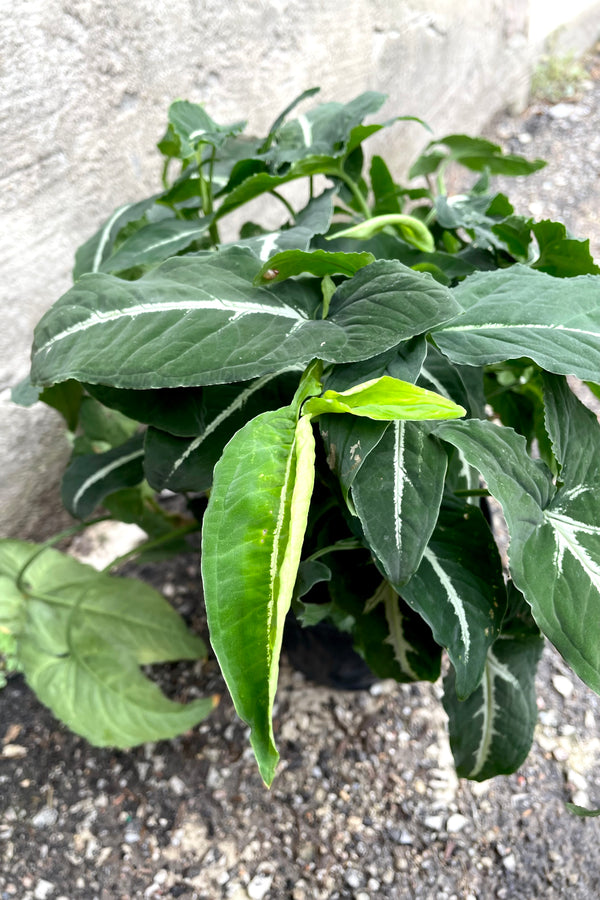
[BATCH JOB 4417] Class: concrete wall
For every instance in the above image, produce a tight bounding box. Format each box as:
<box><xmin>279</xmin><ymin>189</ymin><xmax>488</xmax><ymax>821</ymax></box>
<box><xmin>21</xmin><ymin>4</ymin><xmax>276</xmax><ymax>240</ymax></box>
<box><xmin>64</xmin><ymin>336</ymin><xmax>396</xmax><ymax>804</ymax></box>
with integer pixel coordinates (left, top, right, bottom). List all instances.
<box><xmin>2</xmin><ymin>0</ymin><xmax>600</xmax><ymax>539</ymax></box>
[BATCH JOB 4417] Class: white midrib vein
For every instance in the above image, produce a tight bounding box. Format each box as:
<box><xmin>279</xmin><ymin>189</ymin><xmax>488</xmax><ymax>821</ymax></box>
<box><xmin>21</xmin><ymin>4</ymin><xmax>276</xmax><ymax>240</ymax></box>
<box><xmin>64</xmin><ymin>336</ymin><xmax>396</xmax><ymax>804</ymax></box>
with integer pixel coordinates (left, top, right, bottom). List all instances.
<box><xmin>72</xmin><ymin>448</ymin><xmax>144</xmax><ymax>515</ymax></box>
<box><xmin>166</xmin><ymin>373</ymin><xmax>283</xmax><ymax>479</ymax></box>
<box><xmin>393</xmin><ymin>421</ymin><xmax>406</xmax><ymax>552</ymax></box>
<box><xmin>545</xmin><ymin>508</ymin><xmax>600</xmax><ymax>586</ymax></box>
<box><xmin>35</xmin><ymin>294</ymin><xmax>307</xmax><ymax>356</ymax></box>
<box><xmin>422</xmin><ymin>546</ymin><xmax>471</xmax><ymax>661</ymax></box>
<box><xmin>439</xmin><ymin>322</ymin><xmax>600</xmax><ymax>339</ymax></box>
<box><xmin>469</xmin><ymin>649</ymin><xmax>519</xmax><ymax>777</ymax></box>
<box><xmin>92</xmin><ymin>203</ymin><xmax>134</xmax><ymax>272</ymax></box>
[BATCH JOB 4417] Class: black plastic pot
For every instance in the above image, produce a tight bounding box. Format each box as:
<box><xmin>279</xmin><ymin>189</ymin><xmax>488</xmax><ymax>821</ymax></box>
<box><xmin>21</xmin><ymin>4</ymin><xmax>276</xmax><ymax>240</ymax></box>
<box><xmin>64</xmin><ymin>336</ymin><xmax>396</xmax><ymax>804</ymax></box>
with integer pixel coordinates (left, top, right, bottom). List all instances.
<box><xmin>283</xmin><ymin>612</ymin><xmax>378</xmax><ymax>691</ymax></box>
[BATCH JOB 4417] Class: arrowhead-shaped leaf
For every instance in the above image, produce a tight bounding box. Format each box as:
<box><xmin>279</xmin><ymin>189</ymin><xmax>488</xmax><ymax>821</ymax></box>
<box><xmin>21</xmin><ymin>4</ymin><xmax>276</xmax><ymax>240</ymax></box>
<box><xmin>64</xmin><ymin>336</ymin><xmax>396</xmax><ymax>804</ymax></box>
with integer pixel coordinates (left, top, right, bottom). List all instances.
<box><xmin>433</xmin><ymin>266</ymin><xmax>600</xmax><ymax>381</ymax></box>
<box><xmin>201</xmin><ymin>405</ymin><xmax>316</xmax><ymax>785</ymax></box>
<box><xmin>0</xmin><ymin>540</ymin><xmax>214</xmax><ymax>747</ymax></box>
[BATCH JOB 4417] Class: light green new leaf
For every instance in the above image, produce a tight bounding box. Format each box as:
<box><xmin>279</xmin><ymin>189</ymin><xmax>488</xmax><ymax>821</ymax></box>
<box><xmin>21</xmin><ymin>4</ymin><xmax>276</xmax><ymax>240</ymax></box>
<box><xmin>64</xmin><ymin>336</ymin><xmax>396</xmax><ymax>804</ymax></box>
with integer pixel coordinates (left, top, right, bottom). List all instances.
<box><xmin>62</xmin><ymin>432</ymin><xmax>145</xmax><ymax>519</ymax></box>
<box><xmin>330</xmin><ymin>214</ymin><xmax>435</xmax><ymax>253</ymax></box>
<box><xmin>254</xmin><ymin>249</ymin><xmax>375</xmax><ymax>285</ymax></box>
<box><xmin>443</xmin><ymin>586</ymin><xmax>543</xmax><ymax>780</ymax></box>
<box><xmin>31</xmin><ymin>250</ymin><xmax>458</xmax><ymax>391</ymax></box>
<box><xmin>202</xmin><ymin>407</ymin><xmax>316</xmax><ymax>785</ymax></box>
<box><xmin>433</xmin><ymin>266</ymin><xmax>600</xmax><ymax>381</ymax></box>
<box><xmin>436</xmin><ymin>417</ymin><xmax>600</xmax><ymax>694</ymax></box>
<box><xmin>0</xmin><ymin>540</ymin><xmax>214</xmax><ymax>746</ymax></box>
<box><xmin>303</xmin><ymin>376</ymin><xmax>465</xmax><ymax>421</ymax></box>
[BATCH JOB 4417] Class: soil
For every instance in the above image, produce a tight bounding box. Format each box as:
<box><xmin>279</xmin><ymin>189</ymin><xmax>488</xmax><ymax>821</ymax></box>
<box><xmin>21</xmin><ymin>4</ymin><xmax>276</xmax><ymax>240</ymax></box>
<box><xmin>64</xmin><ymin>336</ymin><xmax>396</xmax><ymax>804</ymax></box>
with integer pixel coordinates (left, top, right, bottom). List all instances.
<box><xmin>3</xmin><ymin>48</ymin><xmax>600</xmax><ymax>900</ymax></box>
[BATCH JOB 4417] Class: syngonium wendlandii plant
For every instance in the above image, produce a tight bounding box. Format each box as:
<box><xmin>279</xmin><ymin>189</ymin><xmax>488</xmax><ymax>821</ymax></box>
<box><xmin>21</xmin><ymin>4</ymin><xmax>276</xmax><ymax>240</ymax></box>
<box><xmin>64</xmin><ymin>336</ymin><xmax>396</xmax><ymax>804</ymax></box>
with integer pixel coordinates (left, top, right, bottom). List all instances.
<box><xmin>4</xmin><ymin>88</ymin><xmax>600</xmax><ymax>788</ymax></box>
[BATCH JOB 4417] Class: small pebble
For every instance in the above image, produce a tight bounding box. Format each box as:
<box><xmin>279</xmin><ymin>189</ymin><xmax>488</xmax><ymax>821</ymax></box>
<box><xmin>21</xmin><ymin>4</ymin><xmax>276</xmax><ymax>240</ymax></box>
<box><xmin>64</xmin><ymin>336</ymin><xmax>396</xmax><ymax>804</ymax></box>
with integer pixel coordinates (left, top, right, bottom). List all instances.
<box><xmin>552</xmin><ymin>675</ymin><xmax>574</xmax><ymax>699</ymax></box>
<box><xmin>502</xmin><ymin>853</ymin><xmax>517</xmax><ymax>872</ymax></box>
<box><xmin>446</xmin><ymin>813</ymin><xmax>469</xmax><ymax>833</ymax></box>
<box><xmin>33</xmin><ymin>880</ymin><xmax>55</xmax><ymax>900</ymax></box>
<box><xmin>423</xmin><ymin>815</ymin><xmax>445</xmax><ymax>831</ymax></box>
<box><xmin>168</xmin><ymin>775</ymin><xmax>186</xmax><ymax>796</ymax></box>
<box><xmin>31</xmin><ymin>808</ymin><xmax>59</xmax><ymax>829</ymax></box>
<box><xmin>345</xmin><ymin>869</ymin><xmax>362</xmax><ymax>889</ymax></box>
<box><xmin>247</xmin><ymin>873</ymin><xmax>273</xmax><ymax>900</ymax></box>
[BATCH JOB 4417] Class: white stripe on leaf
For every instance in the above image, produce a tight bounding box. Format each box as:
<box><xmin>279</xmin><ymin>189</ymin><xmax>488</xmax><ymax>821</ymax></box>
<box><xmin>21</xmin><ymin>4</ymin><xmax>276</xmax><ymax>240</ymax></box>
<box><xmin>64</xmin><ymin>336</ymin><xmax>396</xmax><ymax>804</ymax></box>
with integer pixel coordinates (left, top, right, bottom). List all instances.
<box><xmin>72</xmin><ymin>448</ymin><xmax>144</xmax><ymax>516</ymax></box>
<box><xmin>423</xmin><ymin>546</ymin><xmax>471</xmax><ymax>662</ymax></box>
<box><xmin>383</xmin><ymin>585</ymin><xmax>419</xmax><ymax>679</ymax></box>
<box><xmin>165</xmin><ymin>372</ymin><xmax>286</xmax><ymax>481</ymax></box>
<box><xmin>468</xmin><ymin>648</ymin><xmax>519</xmax><ymax>778</ymax></box>
<box><xmin>36</xmin><ymin>293</ymin><xmax>307</xmax><ymax>356</ymax></box>
<box><xmin>92</xmin><ymin>203</ymin><xmax>134</xmax><ymax>273</ymax></box>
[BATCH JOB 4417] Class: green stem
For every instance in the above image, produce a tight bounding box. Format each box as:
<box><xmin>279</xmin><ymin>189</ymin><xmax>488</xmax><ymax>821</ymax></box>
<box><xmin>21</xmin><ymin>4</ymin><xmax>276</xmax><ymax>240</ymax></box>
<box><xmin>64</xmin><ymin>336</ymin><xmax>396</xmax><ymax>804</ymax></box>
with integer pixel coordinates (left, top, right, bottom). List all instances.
<box><xmin>269</xmin><ymin>190</ymin><xmax>296</xmax><ymax>220</ymax></box>
<box><xmin>453</xmin><ymin>488</ymin><xmax>491</xmax><ymax>498</ymax></box>
<box><xmin>306</xmin><ymin>538</ymin><xmax>362</xmax><ymax>563</ymax></box>
<box><xmin>331</xmin><ymin>168</ymin><xmax>372</xmax><ymax>220</ymax></box>
<box><xmin>206</xmin><ymin>148</ymin><xmax>221</xmax><ymax>245</ymax></box>
<box><xmin>102</xmin><ymin>522</ymin><xmax>200</xmax><ymax>573</ymax></box>
<box><xmin>320</xmin><ymin>275</ymin><xmax>336</xmax><ymax>319</ymax></box>
<box><xmin>16</xmin><ymin>516</ymin><xmax>112</xmax><ymax>594</ymax></box>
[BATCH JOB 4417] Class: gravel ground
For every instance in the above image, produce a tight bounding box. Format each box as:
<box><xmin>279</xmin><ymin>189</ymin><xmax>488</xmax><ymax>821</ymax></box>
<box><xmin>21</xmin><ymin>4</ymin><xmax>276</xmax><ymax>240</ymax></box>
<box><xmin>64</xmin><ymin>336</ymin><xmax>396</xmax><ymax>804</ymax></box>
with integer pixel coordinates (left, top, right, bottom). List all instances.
<box><xmin>3</xmin><ymin>48</ymin><xmax>600</xmax><ymax>900</ymax></box>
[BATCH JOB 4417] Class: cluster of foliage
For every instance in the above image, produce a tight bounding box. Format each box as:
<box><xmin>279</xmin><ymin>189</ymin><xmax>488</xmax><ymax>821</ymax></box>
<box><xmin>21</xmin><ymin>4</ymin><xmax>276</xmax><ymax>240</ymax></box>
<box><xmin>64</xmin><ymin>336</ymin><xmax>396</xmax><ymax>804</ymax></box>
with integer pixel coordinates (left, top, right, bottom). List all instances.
<box><xmin>4</xmin><ymin>89</ymin><xmax>600</xmax><ymax>789</ymax></box>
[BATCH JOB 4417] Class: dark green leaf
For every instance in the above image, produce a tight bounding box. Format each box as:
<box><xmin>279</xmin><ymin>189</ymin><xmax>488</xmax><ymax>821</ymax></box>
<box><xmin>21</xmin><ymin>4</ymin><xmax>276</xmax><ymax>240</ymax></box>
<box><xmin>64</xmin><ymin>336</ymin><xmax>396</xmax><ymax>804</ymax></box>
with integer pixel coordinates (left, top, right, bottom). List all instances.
<box><xmin>401</xmin><ymin>498</ymin><xmax>507</xmax><ymax>698</ymax></box>
<box><xmin>143</xmin><ymin>372</ymin><xmax>299</xmax><ymax>492</ymax></box>
<box><xmin>436</xmin><ymin>417</ymin><xmax>600</xmax><ymax>695</ymax></box>
<box><xmin>99</xmin><ymin>217</ymin><xmax>213</xmax><ymax>274</ymax></box>
<box><xmin>62</xmin><ymin>432</ymin><xmax>145</xmax><ymax>519</ymax></box>
<box><xmin>351</xmin><ymin>421</ymin><xmax>448</xmax><ymax>586</ymax></box>
<box><xmin>73</xmin><ymin>196</ymin><xmax>162</xmax><ymax>279</ymax></box>
<box><xmin>370</xmin><ymin>155</ymin><xmax>401</xmax><ymax>216</ymax></box>
<box><xmin>32</xmin><ymin>251</ymin><xmax>459</xmax><ymax>391</ymax></box>
<box><xmin>532</xmin><ymin>220</ymin><xmax>600</xmax><ymax>277</ymax></box>
<box><xmin>443</xmin><ymin>584</ymin><xmax>543</xmax><ymax>780</ymax></box>
<box><xmin>433</xmin><ymin>266</ymin><xmax>600</xmax><ymax>381</ymax></box>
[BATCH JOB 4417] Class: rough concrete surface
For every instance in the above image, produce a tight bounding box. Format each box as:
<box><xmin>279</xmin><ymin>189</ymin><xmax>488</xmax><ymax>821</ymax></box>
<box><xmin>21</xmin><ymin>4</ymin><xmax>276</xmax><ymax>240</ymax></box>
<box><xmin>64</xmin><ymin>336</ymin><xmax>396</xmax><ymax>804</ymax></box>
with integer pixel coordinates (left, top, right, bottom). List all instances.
<box><xmin>2</xmin><ymin>0</ymin><xmax>600</xmax><ymax>537</ymax></box>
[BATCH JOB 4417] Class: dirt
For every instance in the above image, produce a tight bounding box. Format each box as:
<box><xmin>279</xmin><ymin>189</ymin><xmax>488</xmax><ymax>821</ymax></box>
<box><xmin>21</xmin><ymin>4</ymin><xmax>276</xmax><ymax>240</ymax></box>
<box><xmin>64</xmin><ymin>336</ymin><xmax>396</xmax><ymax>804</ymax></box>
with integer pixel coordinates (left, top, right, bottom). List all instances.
<box><xmin>3</xmin><ymin>47</ymin><xmax>600</xmax><ymax>900</ymax></box>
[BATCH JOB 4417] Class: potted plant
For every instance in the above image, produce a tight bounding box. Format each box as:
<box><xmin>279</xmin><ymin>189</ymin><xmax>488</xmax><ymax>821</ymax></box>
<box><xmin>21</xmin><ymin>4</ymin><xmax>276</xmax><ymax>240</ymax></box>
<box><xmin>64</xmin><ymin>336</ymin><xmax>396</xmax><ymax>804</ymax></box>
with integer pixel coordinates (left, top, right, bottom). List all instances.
<box><xmin>4</xmin><ymin>89</ymin><xmax>600</xmax><ymax>793</ymax></box>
